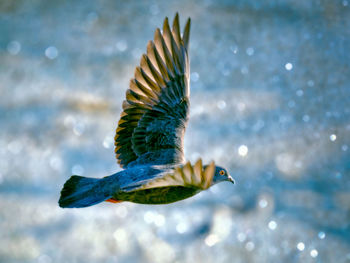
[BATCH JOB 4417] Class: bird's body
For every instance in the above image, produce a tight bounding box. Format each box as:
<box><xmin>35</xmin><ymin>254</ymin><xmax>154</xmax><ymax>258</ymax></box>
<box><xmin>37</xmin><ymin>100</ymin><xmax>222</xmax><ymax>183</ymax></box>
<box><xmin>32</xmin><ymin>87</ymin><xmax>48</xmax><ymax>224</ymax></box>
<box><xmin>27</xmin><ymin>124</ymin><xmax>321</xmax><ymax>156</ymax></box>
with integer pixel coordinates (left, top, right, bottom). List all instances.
<box><xmin>59</xmin><ymin>13</ymin><xmax>234</xmax><ymax>208</ymax></box>
<box><xmin>109</xmin><ymin>164</ymin><xmax>201</xmax><ymax>205</ymax></box>
<box><xmin>59</xmin><ymin>164</ymin><xmax>193</xmax><ymax>207</ymax></box>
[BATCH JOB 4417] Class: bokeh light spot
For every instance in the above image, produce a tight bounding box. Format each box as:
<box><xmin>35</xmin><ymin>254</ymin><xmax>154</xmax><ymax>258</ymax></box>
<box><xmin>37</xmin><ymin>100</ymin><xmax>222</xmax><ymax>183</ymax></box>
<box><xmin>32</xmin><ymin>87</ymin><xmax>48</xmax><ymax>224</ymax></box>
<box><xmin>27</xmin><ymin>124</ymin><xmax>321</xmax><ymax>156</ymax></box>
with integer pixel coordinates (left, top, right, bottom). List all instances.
<box><xmin>285</xmin><ymin>62</ymin><xmax>293</xmax><ymax>70</ymax></box>
<box><xmin>45</xmin><ymin>46</ymin><xmax>58</xmax><ymax>59</ymax></box>
<box><xmin>297</xmin><ymin>242</ymin><xmax>305</xmax><ymax>251</ymax></box>
<box><xmin>238</xmin><ymin>145</ymin><xmax>248</xmax><ymax>157</ymax></box>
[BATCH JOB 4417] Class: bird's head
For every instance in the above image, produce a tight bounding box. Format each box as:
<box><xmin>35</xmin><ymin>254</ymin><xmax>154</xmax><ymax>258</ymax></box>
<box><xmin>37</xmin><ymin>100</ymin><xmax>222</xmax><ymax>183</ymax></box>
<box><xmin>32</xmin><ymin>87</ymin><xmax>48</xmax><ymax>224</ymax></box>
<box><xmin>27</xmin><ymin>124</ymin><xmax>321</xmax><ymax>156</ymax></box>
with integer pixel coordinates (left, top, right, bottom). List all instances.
<box><xmin>212</xmin><ymin>165</ymin><xmax>235</xmax><ymax>185</ymax></box>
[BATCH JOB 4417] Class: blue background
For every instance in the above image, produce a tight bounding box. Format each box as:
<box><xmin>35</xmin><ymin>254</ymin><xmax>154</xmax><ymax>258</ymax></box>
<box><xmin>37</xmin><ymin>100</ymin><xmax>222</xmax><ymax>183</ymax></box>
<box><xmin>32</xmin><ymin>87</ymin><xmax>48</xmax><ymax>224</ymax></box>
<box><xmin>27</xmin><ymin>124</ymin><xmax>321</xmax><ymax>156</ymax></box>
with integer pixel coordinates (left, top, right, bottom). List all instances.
<box><xmin>1</xmin><ymin>0</ymin><xmax>349</xmax><ymax>262</ymax></box>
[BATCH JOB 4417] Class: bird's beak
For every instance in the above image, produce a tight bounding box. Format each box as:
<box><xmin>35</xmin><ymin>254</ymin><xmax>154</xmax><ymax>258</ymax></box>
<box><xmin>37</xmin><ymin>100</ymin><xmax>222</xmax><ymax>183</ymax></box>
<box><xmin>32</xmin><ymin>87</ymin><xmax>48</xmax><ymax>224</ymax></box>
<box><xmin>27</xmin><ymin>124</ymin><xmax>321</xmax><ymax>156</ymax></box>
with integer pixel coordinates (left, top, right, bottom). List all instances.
<box><xmin>227</xmin><ymin>174</ymin><xmax>235</xmax><ymax>184</ymax></box>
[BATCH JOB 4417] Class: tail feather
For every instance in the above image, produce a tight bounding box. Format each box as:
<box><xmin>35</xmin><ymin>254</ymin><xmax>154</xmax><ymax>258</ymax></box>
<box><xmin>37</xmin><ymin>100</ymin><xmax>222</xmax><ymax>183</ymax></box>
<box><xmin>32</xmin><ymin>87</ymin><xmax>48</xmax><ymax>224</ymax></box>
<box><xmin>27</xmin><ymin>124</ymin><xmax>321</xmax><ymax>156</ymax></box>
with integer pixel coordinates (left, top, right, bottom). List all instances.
<box><xmin>59</xmin><ymin>175</ymin><xmax>111</xmax><ymax>208</ymax></box>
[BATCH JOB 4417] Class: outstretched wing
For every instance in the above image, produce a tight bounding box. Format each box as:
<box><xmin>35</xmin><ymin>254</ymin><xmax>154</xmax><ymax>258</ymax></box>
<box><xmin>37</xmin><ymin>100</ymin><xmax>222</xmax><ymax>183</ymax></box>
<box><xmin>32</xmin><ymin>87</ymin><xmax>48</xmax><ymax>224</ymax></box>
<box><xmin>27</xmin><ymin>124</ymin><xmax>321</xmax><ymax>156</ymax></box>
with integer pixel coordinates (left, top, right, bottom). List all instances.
<box><xmin>115</xmin><ymin>13</ymin><xmax>191</xmax><ymax>168</ymax></box>
<box><xmin>121</xmin><ymin>159</ymin><xmax>216</xmax><ymax>192</ymax></box>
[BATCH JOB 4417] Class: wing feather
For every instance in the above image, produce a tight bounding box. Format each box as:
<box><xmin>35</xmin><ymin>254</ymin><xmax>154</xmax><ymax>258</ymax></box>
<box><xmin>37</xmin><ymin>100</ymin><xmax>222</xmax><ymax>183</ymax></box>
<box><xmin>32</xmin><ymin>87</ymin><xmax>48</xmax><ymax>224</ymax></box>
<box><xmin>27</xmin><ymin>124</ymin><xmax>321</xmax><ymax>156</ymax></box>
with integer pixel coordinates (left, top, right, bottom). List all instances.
<box><xmin>115</xmin><ymin>13</ymin><xmax>191</xmax><ymax>168</ymax></box>
<box><xmin>172</xmin><ymin>13</ymin><xmax>182</xmax><ymax>49</ymax></box>
<box><xmin>183</xmin><ymin>18</ymin><xmax>191</xmax><ymax>51</ymax></box>
<box><xmin>122</xmin><ymin>159</ymin><xmax>216</xmax><ymax>191</ymax></box>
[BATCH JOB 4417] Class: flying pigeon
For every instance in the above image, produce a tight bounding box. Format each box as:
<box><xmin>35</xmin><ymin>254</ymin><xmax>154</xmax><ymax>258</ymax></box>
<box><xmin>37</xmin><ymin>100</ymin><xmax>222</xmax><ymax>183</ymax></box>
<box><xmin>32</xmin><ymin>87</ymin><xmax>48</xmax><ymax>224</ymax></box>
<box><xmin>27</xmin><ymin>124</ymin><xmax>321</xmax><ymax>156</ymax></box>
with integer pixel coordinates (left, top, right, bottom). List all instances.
<box><xmin>59</xmin><ymin>13</ymin><xmax>234</xmax><ymax>208</ymax></box>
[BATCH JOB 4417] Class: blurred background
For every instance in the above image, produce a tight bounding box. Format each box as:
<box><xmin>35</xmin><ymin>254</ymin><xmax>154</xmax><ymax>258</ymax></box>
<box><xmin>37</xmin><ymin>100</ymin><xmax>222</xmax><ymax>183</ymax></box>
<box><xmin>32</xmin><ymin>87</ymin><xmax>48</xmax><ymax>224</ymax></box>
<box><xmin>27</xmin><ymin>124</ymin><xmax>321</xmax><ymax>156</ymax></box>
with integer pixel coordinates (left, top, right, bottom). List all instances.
<box><xmin>1</xmin><ymin>0</ymin><xmax>349</xmax><ymax>262</ymax></box>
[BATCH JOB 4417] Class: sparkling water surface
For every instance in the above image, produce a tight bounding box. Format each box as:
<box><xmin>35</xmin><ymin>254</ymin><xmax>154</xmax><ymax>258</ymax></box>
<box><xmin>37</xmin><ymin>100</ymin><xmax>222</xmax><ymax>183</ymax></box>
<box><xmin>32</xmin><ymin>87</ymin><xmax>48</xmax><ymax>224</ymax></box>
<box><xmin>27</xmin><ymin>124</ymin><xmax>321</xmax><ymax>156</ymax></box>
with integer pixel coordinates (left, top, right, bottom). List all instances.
<box><xmin>1</xmin><ymin>1</ymin><xmax>349</xmax><ymax>262</ymax></box>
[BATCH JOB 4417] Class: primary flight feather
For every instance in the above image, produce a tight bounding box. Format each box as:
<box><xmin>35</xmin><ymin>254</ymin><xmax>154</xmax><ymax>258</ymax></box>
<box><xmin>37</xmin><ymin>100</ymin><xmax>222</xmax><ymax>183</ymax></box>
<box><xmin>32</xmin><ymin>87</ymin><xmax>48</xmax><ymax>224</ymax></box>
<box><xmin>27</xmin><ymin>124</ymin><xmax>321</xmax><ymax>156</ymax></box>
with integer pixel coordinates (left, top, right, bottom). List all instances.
<box><xmin>59</xmin><ymin>13</ymin><xmax>234</xmax><ymax>208</ymax></box>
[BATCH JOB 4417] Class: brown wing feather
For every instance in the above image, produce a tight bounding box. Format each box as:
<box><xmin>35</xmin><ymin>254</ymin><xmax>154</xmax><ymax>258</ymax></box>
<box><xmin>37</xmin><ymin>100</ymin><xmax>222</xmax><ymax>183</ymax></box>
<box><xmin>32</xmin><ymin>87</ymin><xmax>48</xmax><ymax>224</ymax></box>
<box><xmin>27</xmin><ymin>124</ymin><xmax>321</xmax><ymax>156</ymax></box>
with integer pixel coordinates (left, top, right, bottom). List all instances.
<box><xmin>120</xmin><ymin>159</ymin><xmax>216</xmax><ymax>191</ymax></box>
<box><xmin>115</xmin><ymin>13</ymin><xmax>191</xmax><ymax>168</ymax></box>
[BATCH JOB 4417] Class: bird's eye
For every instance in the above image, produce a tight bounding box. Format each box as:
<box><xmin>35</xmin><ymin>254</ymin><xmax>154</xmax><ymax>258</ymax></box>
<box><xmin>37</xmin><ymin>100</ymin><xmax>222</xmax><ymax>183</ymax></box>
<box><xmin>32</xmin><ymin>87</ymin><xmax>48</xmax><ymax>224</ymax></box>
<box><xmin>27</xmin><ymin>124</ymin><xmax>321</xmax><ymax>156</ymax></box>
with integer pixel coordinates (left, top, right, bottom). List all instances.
<box><xmin>219</xmin><ymin>170</ymin><xmax>225</xmax><ymax>176</ymax></box>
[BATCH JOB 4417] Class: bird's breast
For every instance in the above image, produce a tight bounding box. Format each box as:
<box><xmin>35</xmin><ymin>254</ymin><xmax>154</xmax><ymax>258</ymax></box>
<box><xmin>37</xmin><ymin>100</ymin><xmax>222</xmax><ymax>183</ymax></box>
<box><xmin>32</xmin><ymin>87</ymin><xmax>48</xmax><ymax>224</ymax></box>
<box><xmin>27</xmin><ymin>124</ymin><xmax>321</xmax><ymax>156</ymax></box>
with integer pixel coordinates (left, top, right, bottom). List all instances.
<box><xmin>115</xmin><ymin>186</ymin><xmax>200</xmax><ymax>204</ymax></box>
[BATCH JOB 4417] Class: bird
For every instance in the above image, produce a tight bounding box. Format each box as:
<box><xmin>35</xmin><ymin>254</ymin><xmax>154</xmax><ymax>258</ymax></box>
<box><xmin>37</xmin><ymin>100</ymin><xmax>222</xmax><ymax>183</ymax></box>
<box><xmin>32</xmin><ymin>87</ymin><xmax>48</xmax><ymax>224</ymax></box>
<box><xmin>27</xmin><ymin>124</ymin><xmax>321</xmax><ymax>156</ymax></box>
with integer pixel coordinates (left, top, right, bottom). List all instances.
<box><xmin>59</xmin><ymin>13</ymin><xmax>234</xmax><ymax>208</ymax></box>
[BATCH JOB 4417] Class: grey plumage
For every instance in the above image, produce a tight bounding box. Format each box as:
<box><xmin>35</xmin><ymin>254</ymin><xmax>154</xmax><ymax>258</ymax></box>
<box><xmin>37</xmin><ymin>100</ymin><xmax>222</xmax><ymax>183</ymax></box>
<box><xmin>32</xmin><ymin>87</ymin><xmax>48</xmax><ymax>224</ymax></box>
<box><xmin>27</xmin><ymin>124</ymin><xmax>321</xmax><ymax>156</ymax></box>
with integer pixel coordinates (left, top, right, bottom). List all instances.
<box><xmin>58</xmin><ymin>13</ymin><xmax>234</xmax><ymax>209</ymax></box>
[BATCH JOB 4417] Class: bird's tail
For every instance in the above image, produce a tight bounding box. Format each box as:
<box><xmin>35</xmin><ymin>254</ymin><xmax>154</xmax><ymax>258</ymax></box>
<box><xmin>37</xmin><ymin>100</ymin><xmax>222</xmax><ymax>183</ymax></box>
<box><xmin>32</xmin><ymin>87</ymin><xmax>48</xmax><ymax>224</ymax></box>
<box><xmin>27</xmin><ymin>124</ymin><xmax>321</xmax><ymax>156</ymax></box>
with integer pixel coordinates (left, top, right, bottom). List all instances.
<box><xmin>59</xmin><ymin>175</ymin><xmax>112</xmax><ymax>208</ymax></box>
